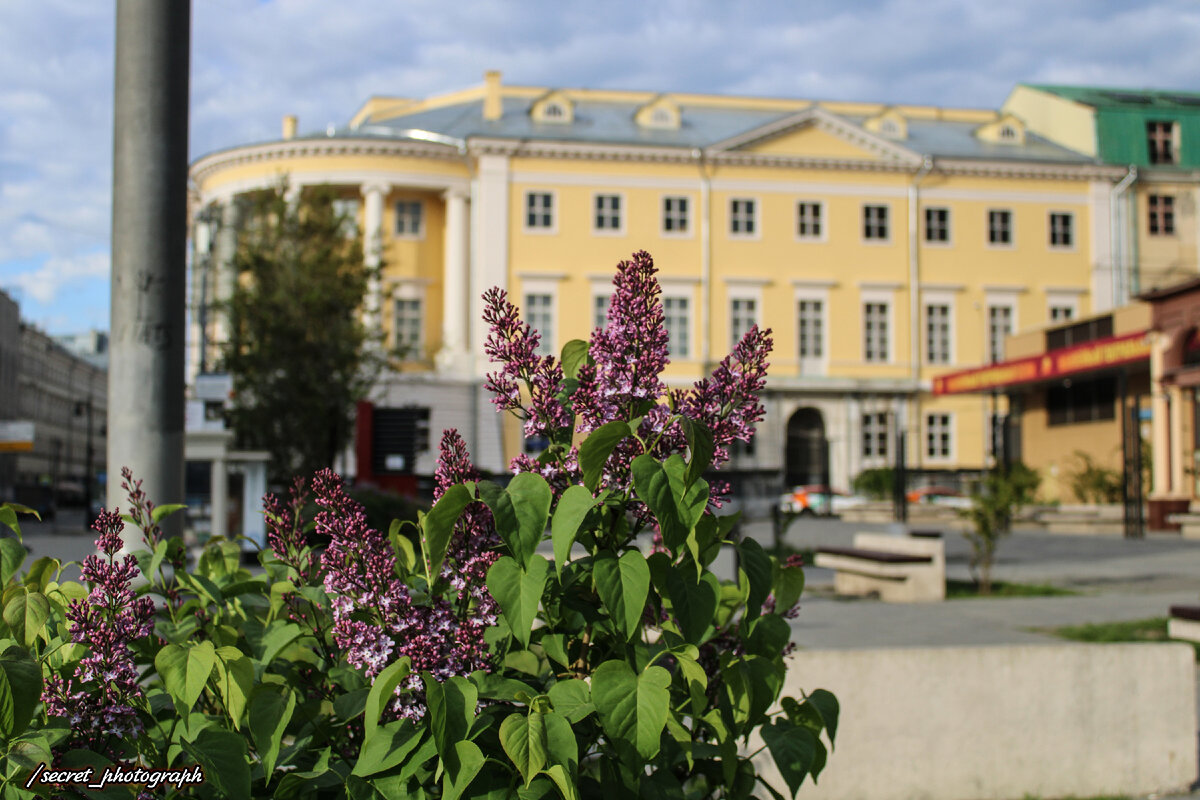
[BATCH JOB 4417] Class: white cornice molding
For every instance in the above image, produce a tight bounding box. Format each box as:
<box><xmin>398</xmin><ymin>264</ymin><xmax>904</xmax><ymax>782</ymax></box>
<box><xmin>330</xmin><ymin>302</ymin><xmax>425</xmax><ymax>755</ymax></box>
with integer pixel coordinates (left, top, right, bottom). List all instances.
<box><xmin>919</xmin><ymin>282</ymin><xmax>966</xmax><ymax>292</ymax></box>
<box><xmin>791</xmin><ymin>278</ymin><xmax>839</xmax><ymax>289</ymax></box>
<box><xmin>858</xmin><ymin>280</ymin><xmax>904</xmax><ymax>291</ymax></box>
<box><xmin>982</xmin><ymin>284</ymin><xmax>1029</xmax><ymax>294</ymax></box>
<box><xmin>932</xmin><ymin>158</ymin><xmax>1124</xmax><ymax>182</ymax></box>
<box><xmin>515</xmin><ymin>271</ymin><xmax>569</xmax><ymax>282</ymax></box>
<box><xmin>1044</xmin><ymin>285</ymin><xmax>1089</xmax><ymax>296</ymax></box>
<box><xmin>190</xmin><ymin>138</ymin><xmax>465</xmax><ymax>184</ymax></box>
<box><xmin>723</xmin><ymin>276</ymin><xmax>773</xmax><ymax>286</ymax></box>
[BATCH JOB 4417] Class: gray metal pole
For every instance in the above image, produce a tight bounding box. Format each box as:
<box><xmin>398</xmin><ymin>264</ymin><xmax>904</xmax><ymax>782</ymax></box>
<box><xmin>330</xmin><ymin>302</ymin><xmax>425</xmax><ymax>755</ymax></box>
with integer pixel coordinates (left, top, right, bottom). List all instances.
<box><xmin>107</xmin><ymin>0</ymin><xmax>191</xmax><ymax>541</ymax></box>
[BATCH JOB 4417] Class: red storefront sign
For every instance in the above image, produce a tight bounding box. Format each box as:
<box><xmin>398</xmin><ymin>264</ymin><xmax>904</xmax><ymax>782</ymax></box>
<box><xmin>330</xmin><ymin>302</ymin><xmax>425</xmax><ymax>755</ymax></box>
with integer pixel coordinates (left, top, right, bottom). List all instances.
<box><xmin>932</xmin><ymin>330</ymin><xmax>1150</xmax><ymax>395</ymax></box>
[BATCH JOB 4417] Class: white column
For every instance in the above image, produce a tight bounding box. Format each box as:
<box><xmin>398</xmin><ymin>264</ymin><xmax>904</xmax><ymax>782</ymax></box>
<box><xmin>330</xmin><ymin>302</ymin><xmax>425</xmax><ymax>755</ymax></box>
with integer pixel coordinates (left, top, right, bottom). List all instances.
<box><xmin>1151</xmin><ymin>334</ymin><xmax>1171</xmax><ymax>496</ymax></box>
<box><xmin>1170</xmin><ymin>385</ymin><xmax>1186</xmax><ymax>496</ymax></box>
<box><xmin>211</xmin><ymin>199</ymin><xmax>240</xmax><ymax>355</ymax></box>
<box><xmin>210</xmin><ymin>455</ymin><xmax>227</xmax><ymax>540</ymax></box>
<box><xmin>471</xmin><ymin>154</ymin><xmax>510</xmax><ymax>375</ymax></box>
<box><xmin>361</xmin><ymin>182</ymin><xmax>389</xmax><ymax>332</ymax></box>
<box><xmin>438</xmin><ymin>187</ymin><xmax>470</xmax><ymax>374</ymax></box>
<box><xmin>241</xmin><ymin>460</ymin><xmax>267</xmax><ymax>549</ymax></box>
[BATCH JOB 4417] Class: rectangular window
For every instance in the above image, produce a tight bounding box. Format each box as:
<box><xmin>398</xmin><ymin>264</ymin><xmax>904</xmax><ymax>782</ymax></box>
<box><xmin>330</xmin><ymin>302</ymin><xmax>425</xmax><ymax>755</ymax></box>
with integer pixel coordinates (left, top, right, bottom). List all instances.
<box><xmin>925</xmin><ymin>413</ymin><xmax>952</xmax><ymax>459</ymax></box>
<box><xmin>798</xmin><ymin>299</ymin><xmax>824</xmax><ymax>358</ymax></box>
<box><xmin>663</xmin><ymin>196</ymin><xmax>689</xmax><ymax>233</ymax></box>
<box><xmin>863</xmin><ymin>302</ymin><xmax>889</xmax><ymax>362</ymax></box>
<box><xmin>1049</xmin><ymin>212</ymin><xmax>1073</xmax><ymax>248</ymax></box>
<box><xmin>861</xmin><ymin>412</ymin><xmax>889</xmax><ymax>459</ymax></box>
<box><xmin>988</xmin><ymin>209</ymin><xmax>1012</xmax><ymax>245</ymax></box>
<box><xmin>525</xmin><ymin>192</ymin><xmax>554</xmax><ymax>230</ymax></box>
<box><xmin>797</xmin><ymin>202</ymin><xmax>823</xmax><ymax>239</ymax></box>
<box><xmin>394</xmin><ymin>201</ymin><xmax>423</xmax><ymax>236</ymax></box>
<box><xmin>730</xmin><ymin>199</ymin><xmax>756</xmax><ymax>236</ymax></box>
<box><xmin>924</xmin><ymin>207</ymin><xmax>950</xmax><ymax>243</ymax></box>
<box><xmin>730</xmin><ymin>298</ymin><xmax>757</xmax><ymax>349</ymax></box>
<box><xmin>393</xmin><ymin>298</ymin><xmax>422</xmax><ymax>352</ymax></box>
<box><xmin>1147</xmin><ymin>121</ymin><xmax>1177</xmax><ymax>165</ymax></box>
<box><xmin>593</xmin><ymin>294</ymin><xmax>611</xmax><ymax>330</ymax></box>
<box><xmin>594</xmin><ymin>194</ymin><xmax>622</xmax><ymax>232</ymax></box>
<box><xmin>987</xmin><ymin>305</ymin><xmax>1013</xmax><ymax>363</ymax></box>
<box><xmin>863</xmin><ymin>204</ymin><xmax>889</xmax><ymax>241</ymax></box>
<box><xmin>663</xmin><ymin>297</ymin><xmax>690</xmax><ymax>357</ymax></box>
<box><xmin>1047</xmin><ymin>376</ymin><xmax>1116</xmax><ymax>426</ymax></box>
<box><xmin>1049</xmin><ymin>305</ymin><xmax>1074</xmax><ymax>322</ymax></box>
<box><xmin>1149</xmin><ymin>194</ymin><xmax>1175</xmax><ymax>235</ymax></box>
<box><xmin>926</xmin><ymin>304</ymin><xmax>951</xmax><ymax>364</ymax></box>
<box><xmin>525</xmin><ymin>293</ymin><xmax>554</xmax><ymax>356</ymax></box>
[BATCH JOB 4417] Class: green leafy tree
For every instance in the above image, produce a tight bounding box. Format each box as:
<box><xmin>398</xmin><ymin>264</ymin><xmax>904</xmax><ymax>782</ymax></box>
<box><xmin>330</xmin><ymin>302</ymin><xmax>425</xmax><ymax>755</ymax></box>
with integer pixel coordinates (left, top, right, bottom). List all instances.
<box><xmin>959</xmin><ymin>463</ymin><xmax>1040</xmax><ymax>594</ymax></box>
<box><xmin>222</xmin><ymin>185</ymin><xmax>381</xmax><ymax>481</ymax></box>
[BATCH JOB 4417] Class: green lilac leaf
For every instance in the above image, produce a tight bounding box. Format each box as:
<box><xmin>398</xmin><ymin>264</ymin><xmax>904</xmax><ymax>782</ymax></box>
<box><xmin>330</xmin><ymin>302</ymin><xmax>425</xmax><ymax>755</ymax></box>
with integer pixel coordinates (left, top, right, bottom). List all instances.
<box><xmin>773</xmin><ymin>563</ymin><xmax>806</xmax><ymax>614</ymax></box>
<box><xmin>665</xmin><ymin>569</ymin><xmax>720</xmax><ymax>644</ymax></box>
<box><xmin>761</xmin><ymin>718</ymin><xmax>819</xmax><ymax>797</ymax></box>
<box><xmin>548</xmin><ymin>679</ymin><xmax>594</xmax><ymax>724</ymax></box>
<box><xmin>499</xmin><ymin>711</ymin><xmax>548</xmax><ymax>787</ymax></box>
<box><xmin>0</xmin><ymin>538</ymin><xmax>27</xmax><ymax>586</ymax></box>
<box><xmin>580</xmin><ymin>421</ymin><xmax>630</xmax><ymax>492</ymax></box>
<box><xmin>592</xmin><ymin>549</ymin><xmax>650</xmax><ymax>641</ymax></box>
<box><xmin>738</xmin><ymin>538</ymin><xmax>773</xmax><ymax>620</ymax></box>
<box><xmin>442</xmin><ymin>739</ymin><xmax>485</xmax><ymax>800</ymax></box>
<box><xmin>421</xmin><ymin>482</ymin><xmax>476</xmax><ymax>581</ymax></box>
<box><xmin>352</xmin><ymin>719</ymin><xmax>423</xmax><ymax>777</ymax></box>
<box><xmin>506</xmin><ymin>472</ymin><xmax>553</xmax><ymax>566</ymax></box>
<box><xmin>248</xmin><ymin>684</ymin><xmax>295</xmax><ymax>776</ymax></box>
<box><xmin>486</xmin><ymin>555</ymin><xmax>549</xmax><ymax>648</ymax></box>
<box><xmin>560</xmin><ymin>339</ymin><xmax>590</xmax><ymax>381</ymax></box>
<box><xmin>591</xmin><ymin>661</ymin><xmax>672</xmax><ymax>761</ymax></box>
<box><xmin>363</xmin><ymin>656</ymin><xmax>411</xmax><ymax>742</ymax></box>
<box><xmin>681</xmin><ymin>419</ymin><xmax>715</xmax><ymax>488</ymax></box>
<box><xmin>155</xmin><ymin>640</ymin><xmax>217</xmax><ymax>712</ymax></box>
<box><xmin>551</xmin><ymin>485</ymin><xmax>597</xmax><ymax>576</ymax></box>
<box><xmin>3</xmin><ymin>591</ymin><xmax>50</xmax><ymax>648</ymax></box>
<box><xmin>804</xmin><ymin>688</ymin><xmax>840</xmax><ymax>746</ymax></box>
<box><xmin>424</xmin><ymin>674</ymin><xmax>478</xmax><ymax>757</ymax></box>
<box><xmin>186</xmin><ymin>727</ymin><xmax>252</xmax><ymax>800</ymax></box>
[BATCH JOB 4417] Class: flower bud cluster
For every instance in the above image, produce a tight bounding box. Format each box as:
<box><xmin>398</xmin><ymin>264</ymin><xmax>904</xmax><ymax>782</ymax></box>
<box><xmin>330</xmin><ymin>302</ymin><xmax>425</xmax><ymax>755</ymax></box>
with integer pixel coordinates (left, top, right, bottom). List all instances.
<box><xmin>42</xmin><ymin>508</ymin><xmax>156</xmax><ymax>756</ymax></box>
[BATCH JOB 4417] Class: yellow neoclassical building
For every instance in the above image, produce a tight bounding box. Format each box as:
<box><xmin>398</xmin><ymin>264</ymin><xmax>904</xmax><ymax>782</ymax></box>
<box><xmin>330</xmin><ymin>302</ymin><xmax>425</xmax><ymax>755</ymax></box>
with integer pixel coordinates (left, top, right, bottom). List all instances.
<box><xmin>189</xmin><ymin>72</ymin><xmax>1139</xmax><ymax>499</ymax></box>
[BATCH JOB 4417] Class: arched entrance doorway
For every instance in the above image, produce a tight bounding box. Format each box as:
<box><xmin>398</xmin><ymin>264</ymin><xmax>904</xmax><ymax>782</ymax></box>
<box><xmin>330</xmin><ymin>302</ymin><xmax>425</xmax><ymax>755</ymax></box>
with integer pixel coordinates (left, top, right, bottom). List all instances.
<box><xmin>785</xmin><ymin>407</ymin><xmax>828</xmax><ymax>488</ymax></box>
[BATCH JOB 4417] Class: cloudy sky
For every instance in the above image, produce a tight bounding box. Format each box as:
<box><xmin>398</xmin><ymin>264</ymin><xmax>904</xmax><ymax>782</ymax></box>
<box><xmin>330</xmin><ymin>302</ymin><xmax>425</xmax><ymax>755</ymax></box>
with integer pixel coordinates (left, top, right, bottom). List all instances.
<box><xmin>3</xmin><ymin>0</ymin><xmax>1200</xmax><ymax>334</ymax></box>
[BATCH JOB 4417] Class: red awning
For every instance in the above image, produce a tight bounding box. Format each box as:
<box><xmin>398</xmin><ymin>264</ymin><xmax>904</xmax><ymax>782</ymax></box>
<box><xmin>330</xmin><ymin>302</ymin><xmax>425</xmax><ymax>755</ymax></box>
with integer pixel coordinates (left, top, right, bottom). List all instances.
<box><xmin>932</xmin><ymin>330</ymin><xmax>1150</xmax><ymax>395</ymax></box>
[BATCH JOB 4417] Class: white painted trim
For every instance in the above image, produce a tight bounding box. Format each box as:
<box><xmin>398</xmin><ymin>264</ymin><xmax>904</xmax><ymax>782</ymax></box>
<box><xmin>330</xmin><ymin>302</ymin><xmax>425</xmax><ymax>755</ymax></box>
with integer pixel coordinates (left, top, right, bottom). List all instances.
<box><xmin>860</xmin><ymin>295</ymin><xmax>894</xmax><ymax>364</ymax></box>
<box><xmin>520</xmin><ymin>286</ymin><xmax>558</xmax><ymax>357</ymax></box>
<box><xmin>858</xmin><ymin>281</ymin><xmax>903</xmax><ymax>292</ymax></box>
<box><xmin>795</xmin><ymin>199</ymin><xmax>828</xmax><ymax>243</ymax></box>
<box><xmin>727</xmin><ymin>196</ymin><xmax>762</xmax><ymax>240</ymax></box>
<box><xmin>727</xmin><ymin>291</ymin><xmax>762</xmax><ymax>351</ymax></box>
<box><xmin>982</xmin><ymin>284</ymin><xmax>1028</xmax><ymax>294</ymax></box>
<box><xmin>921</xmin><ymin>204</ymin><xmax>953</xmax><ymax>248</ymax></box>
<box><xmin>515</xmin><ymin>271</ymin><xmax>569</xmax><ymax>282</ymax></box>
<box><xmin>200</xmin><ymin>169</ymin><xmax>470</xmax><ymax>204</ymax></box>
<box><xmin>510</xmin><ymin>171</ymin><xmax>701</xmax><ymax>191</ymax></box>
<box><xmin>591</xmin><ymin>191</ymin><xmax>627</xmax><ymax>237</ymax></box>
<box><xmin>660</xmin><ymin>291</ymin><xmax>694</xmax><ymax>360</ymax></box>
<box><xmin>792</xmin><ymin>278</ymin><xmax>839</xmax><ymax>289</ymax></box>
<box><xmin>725</xmin><ymin>276</ymin><xmax>773</xmax><ymax>286</ymax></box>
<box><xmin>919</xmin><ymin>282</ymin><xmax>965</xmax><ymax>292</ymax></box>
<box><xmin>522</xmin><ymin>189</ymin><xmax>558</xmax><ymax>235</ymax></box>
<box><xmin>392</xmin><ymin>197</ymin><xmax>426</xmax><ymax>240</ymax></box>
<box><xmin>922</xmin><ymin>410</ymin><xmax>956</xmax><ymax>463</ymax></box>
<box><xmin>921</xmin><ymin>291</ymin><xmax>957</xmax><ymax>366</ymax></box>
<box><xmin>983</xmin><ymin>298</ymin><xmax>1018</xmax><ymax>363</ymax></box>
<box><xmin>861</xmin><ymin>201</ymin><xmax>894</xmax><ymax>245</ymax></box>
<box><xmin>921</xmin><ymin>188</ymin><xmax>1090</xmax><ymax>206</ymax></box>
<box><xmin>659</xmin><ymin>192</ymin><xmax>695</xmax><ymax>239</ymax></box>
<box><xmin>659</xmin><ymin>275</ymin><xmax>702</xmax><ymax>286</ymax></box>
<box><xmin>1047</xmin><ymin>210</ymin><xmax>1079</xmax><ymax>252</ymax></box>
<box><xmin>711</xmin><ymin>179</ymin><xmax>907</xmax><ymax>198</ymax></box>
<box><xmin>1043</xmin><ymin>286</ymin><xmax>1089</xmax><ymax>296</ymax></box>
<box><xmin>793</xmin><ymin>285</ymin><xmax>830</xmax><ymax>375</ymax></box>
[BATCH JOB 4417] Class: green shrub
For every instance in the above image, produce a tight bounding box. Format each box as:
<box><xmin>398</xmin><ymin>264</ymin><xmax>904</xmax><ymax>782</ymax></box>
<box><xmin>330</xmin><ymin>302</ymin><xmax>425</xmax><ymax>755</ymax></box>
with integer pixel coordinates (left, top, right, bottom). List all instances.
<box><xmin>851</xmin><ymin>467</ymin><xmax>894</xmax><ymax>500</ymax></box>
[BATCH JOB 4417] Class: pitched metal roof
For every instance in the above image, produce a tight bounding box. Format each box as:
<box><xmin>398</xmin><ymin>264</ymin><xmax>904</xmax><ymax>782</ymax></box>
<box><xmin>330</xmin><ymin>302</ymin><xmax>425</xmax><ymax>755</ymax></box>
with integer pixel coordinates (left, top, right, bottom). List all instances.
<box><xmin>336</xmin><ymin>98</ymin><xmax>1097</xmax><ymax>164</ymax></box>
<box><xmin>1025</xmin><ymin>84</ymin><xmax>1200</xmax><ymax>111</ymax></box>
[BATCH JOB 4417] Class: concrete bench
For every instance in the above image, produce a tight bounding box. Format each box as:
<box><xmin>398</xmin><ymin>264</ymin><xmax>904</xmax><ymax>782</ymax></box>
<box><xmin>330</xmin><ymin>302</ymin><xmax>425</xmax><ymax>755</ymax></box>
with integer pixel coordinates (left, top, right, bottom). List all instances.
<box><xmin>814</xmin><ymin>532</ymin><xmax>946</xmax><ymax>603</ymax></box>
<box><xmin>1168</xmin><ymin>605</ymin><xmax>1200</xmax><ymax>643</ymax></box>
<box><xmin>1166</xmin><ymin>513</ymin><xmax>1200</xmax><ymax>539</ymax></box>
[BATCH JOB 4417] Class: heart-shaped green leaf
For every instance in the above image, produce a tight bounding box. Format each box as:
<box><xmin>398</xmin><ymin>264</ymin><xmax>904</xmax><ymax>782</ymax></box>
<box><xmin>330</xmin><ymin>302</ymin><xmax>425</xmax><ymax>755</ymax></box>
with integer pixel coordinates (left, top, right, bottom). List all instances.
<box><xmin>442</xmin><ymin>739</ymin><xmax>484</xmax><ymax>800</ymax></box>
<box><xmin>761</xmin><ymin>718</ymin><xmax>820</xmax><ymax>796</ymax></box>
<box><xmin>3</xmin><ymin>591</ymin><xmax>50</xmax><ymax>647</ymax></box>
<box><xmin>500</xmin><ymin>710</ymin><xmax>547</xmax><ymax>787</ymax></box>
<box><xmin>738</xmin><ymin>538</ymin><xmax>773</xmax><ymax>620</ymax></box>
<box><xmin>486</xmin><ymin>555</ymin><xmax>549</xmax><ymax>648</ymax></box>
<box><xmin>155</xmin><ymin>640</ymin><xmax>217</xmax><ymax>711</ymax></box>
<box><xmin>579</xmin><ymin>421</ymin><xmax>630</xmax><ymax>492</ymax></box>
<box><xmin>591</xmin><ymin>660</ymin><xmax>671</xmax><ymax>761</ymax></box>
<box><xmin>421</xmin><ymin>482</ymin><xmax>476</xmax><ymax>580</ymax></box>
<box><xmin>248</xmin><ymin>684</ymin><xmax>295</xmax><ymax>776</ymax></box>
<box><xmin>665</xmin><ymin>568</ymin><xmax>720</xmax><ymax>644</ymax></box>
<box><xmin>593</xmin><ymin>549</ymin><xmax>650</xmax><ymax>641</ymax></box>
<box><xmin>551</xmin><ymin>485</ymin><xmax>598</xmax><ymax>576</ymax></box>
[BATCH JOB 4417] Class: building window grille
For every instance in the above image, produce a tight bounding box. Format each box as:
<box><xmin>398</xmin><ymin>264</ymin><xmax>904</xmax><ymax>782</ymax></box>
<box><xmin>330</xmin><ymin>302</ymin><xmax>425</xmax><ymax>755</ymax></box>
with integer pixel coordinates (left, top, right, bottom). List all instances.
<box><xmin>863</xmin><ymin>205</ymin><xmax>889</xmax><ymax>240</ymax></box>
<box><xmin>525</xmin><ymin>293</ymin><xmax>554</xmax><ymax>356</ymax></box>
<box><xmin>663</xmin><ymin>196</ymin><xmax>689</xmax><ymax>233</ymax></box>
<box><xmin>730</xmin><ymin>199</ymin><xmax>756</xmax><ymax>235</ymax></box>
<box><xmin>926</xmin><ymin>304</ymin><xmax>951</xmax><ymax>364</ymax></box>
<box><xmin>863</xmin><ymin>302</ymin><xmax>889</xmax><ymax>362</ymax></box>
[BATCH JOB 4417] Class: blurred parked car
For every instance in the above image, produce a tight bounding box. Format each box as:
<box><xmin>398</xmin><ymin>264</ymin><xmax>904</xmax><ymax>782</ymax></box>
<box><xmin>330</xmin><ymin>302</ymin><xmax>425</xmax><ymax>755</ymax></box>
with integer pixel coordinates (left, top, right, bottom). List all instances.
<box><xmin>778</xmin><ymin>485</ymin><xmax>867</xmax><ymax>516</ymax></box>
<box><xmin>906</xmin><ymin>486</ymin><xmax>971</xmax><ymax>508</ymax></box>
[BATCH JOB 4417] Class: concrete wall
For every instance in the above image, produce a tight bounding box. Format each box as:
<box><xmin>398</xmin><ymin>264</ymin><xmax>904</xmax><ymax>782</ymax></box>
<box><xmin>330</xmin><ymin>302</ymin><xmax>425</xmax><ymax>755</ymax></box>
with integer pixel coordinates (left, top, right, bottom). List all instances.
<box><xmin>756</xmin><ymin>644</ymin><xmax>1196</xmax><ymax>800</ymax></box>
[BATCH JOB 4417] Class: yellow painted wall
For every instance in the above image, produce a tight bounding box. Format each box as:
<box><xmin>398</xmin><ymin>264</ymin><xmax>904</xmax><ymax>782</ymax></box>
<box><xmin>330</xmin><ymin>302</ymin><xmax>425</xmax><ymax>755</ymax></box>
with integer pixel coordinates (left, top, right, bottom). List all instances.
<box><xmin>1136</xmin><ymin>183</ymin><xmax>1199</xmax><ymax>291</ymax></box>
<box><xmin>1002</xmin><ymin>85</ymin><xmax>1097</xmax><ymax>158</ymax></box>
<box><xmin>742</xmin><ymin>126</ymin><xmax>884</xmax><ymax>159</ymax></box>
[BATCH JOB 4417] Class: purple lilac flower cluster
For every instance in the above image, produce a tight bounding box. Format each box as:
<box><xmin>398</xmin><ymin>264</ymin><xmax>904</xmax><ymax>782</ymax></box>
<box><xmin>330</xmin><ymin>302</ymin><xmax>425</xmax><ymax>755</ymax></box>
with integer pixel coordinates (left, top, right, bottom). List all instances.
<box><xmin>42</xmin><ymin>509</ymin><xmax>156</xmax><ymax>757</ymax></box>
<box><xmin>481</xmin><ymin>250</ymin><xmax>773</xmax><ymax>504</ymax></box>
<box><xmin>264</xmin><ymin>476</ymin><xmax>315</xmax><ymax>584</ymax></box>
<box><xmin>307</xmin><ymin>448</ymin><xmax>497</xmax><ymax>720</ymax></box>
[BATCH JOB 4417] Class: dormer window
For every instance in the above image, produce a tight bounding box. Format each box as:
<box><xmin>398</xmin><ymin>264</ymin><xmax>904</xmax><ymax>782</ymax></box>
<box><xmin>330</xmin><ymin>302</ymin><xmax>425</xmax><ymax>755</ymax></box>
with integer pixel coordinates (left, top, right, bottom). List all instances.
<box><xmin>999</xmin><ymin>124</ymin><xmax>1017</xmax><ymax>141</ymax></box>
<box><xmin>636</xmin><ymin>97</ymin><xmax>681</xmax><ymax>130</ymax></box>
<box><xmin>880</xmin><ymin>119</ymin><xmax>899</xmax><ymax>137</ymax></box>
<box><xmin>651</xmin><ymin>108</ymin><xmax>671</xmax><ymax>126</ymax></box>
<box><xmin>532</xmin><ymin>92</ymin><xmax>574</xmax><ymax>124</ymax></box>
<box><xmin>544</xmin><ymin>103</ymin><xmax>565</xmax><ymax>119</ymax></box>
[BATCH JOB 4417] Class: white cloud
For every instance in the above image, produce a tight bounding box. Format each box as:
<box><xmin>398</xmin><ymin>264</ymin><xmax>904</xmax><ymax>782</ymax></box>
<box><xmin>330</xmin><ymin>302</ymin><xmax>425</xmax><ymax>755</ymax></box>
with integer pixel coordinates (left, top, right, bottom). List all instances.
<box><xmin>5</xmin><ymin>251</ymin><xmax>110</xmax><ymax>305</ymax></box>
<box><xmin>4</xmin><ymin>0</ymin><xmax>1200</xmax><ymax>331</ymax></box>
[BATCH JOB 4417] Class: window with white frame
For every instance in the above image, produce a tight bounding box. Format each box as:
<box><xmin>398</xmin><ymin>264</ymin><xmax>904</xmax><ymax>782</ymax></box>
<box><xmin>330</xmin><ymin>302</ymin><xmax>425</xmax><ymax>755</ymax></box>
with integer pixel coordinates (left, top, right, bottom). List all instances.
<box><xmin>925</xmin><ymin>413</ymin><xmax>952</xmax><ymax>459</ymax></box>
<box><xmin>988</xmin><ymin>209</ymin><xmax>1013</xmax><ymax>245</ymax></box>
<box><xmin>394</xmin><ymin>201</ymin><xmax>423</xmax><ymax>237</ymax></box>
<box><xmin>924</xmin><ymin>207</ymin><xmax>950</xmax><ymax>243</ymax></box>
<box><xmin>1049</xmin><ymin>212</ymin><xmax>1073</xmax><ymax>248</ymax></box>
<box><xmin>730</xmin><ymin>298</ymin><xmax>757</xmax><ymax>349</ymax></box>
<box><xmin>861</xmin><ymin>412</ymin><xmax>889</xmax><ymax>459</ymax></box>
<box><xmin>797</xmin><ymin>201</ymin><xmax>823</xmax><ymax>239</ymax></box>
<box><xmin>987</xmin><ymin>304</ymin><xmax>1013</xmax><ymax>363</ymax></box>
<box><xmin>798</xmin><ymin>299</ymin><xmax>824</xmax><ymax>359</ymax></box>
<box><xmin>926</xmin><ymin>303</ymin><xmax>951</xmax><ymax>364</ymax></box>
<box><xmin>593</xmin><ymin>293</ymin><xmax>611</xmax><ymax>330</ymax></box>
<box><xmin>1049</xmin><ymin>305</ymin><xmax>1074</xmax><ymax>322</ymax></box>
<box><xmin>1149</xmin><ymin>194</ymin><xmax>1175</xmax><ymax>235</ymax></box>
<box><xmin>863</xmin><ymin>204</ymin><xmax>889</xmax><ymax>241</ymax></box>
<box><xmin>543</xmin><ymin>102</ymin><xmax>566</xmax><ymax>120</ymax></box>
<box><xmin>663</xmin><ymin>296</ymin><xmax>690</xmax><ymax>357</ymax></box>
<box><xmin>525</xmin><ymin>192</ymin><xmax>554</xmax><ymax>230</ymax></box>
<box><xmin>663</xmin><ymin>196</ymin><xmax>689</xmax><ymax>234</ymax></box>
<box><xmin>730</xmin><ymin>199</ymin><xmax>756</xmax><ymax>236</ymax></box>
<box><xmin>393</xmin><ymin>297</ymin><xmax>422</xmax><ymax>354</ymax></box>
<box><xmin>863</xmin><ymin>301</ymin><xmax>889</xmax><ymax>362</ymax></box>
<box><xmin>525</xmin><ymin>293</ymin><xmax>554</xmax><ymax>356</ymax></box>
<box><xmin>1147</xmin><ymin>120</ymin><xmax>1177</xmax><ymax>165</ymax></box>
<box><xmin>594</xmin><ymin>194</ymin><xmax>622</xmax><ymax>232</ymax></box>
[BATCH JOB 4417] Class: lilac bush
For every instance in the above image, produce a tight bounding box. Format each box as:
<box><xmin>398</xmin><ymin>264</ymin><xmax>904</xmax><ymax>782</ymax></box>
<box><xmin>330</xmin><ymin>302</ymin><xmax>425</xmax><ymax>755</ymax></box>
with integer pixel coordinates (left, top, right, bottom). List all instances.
<box><xmin>0</xmin><ymin>250</ymin><xmax>832</xmax><ymax>800</ymax></box>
